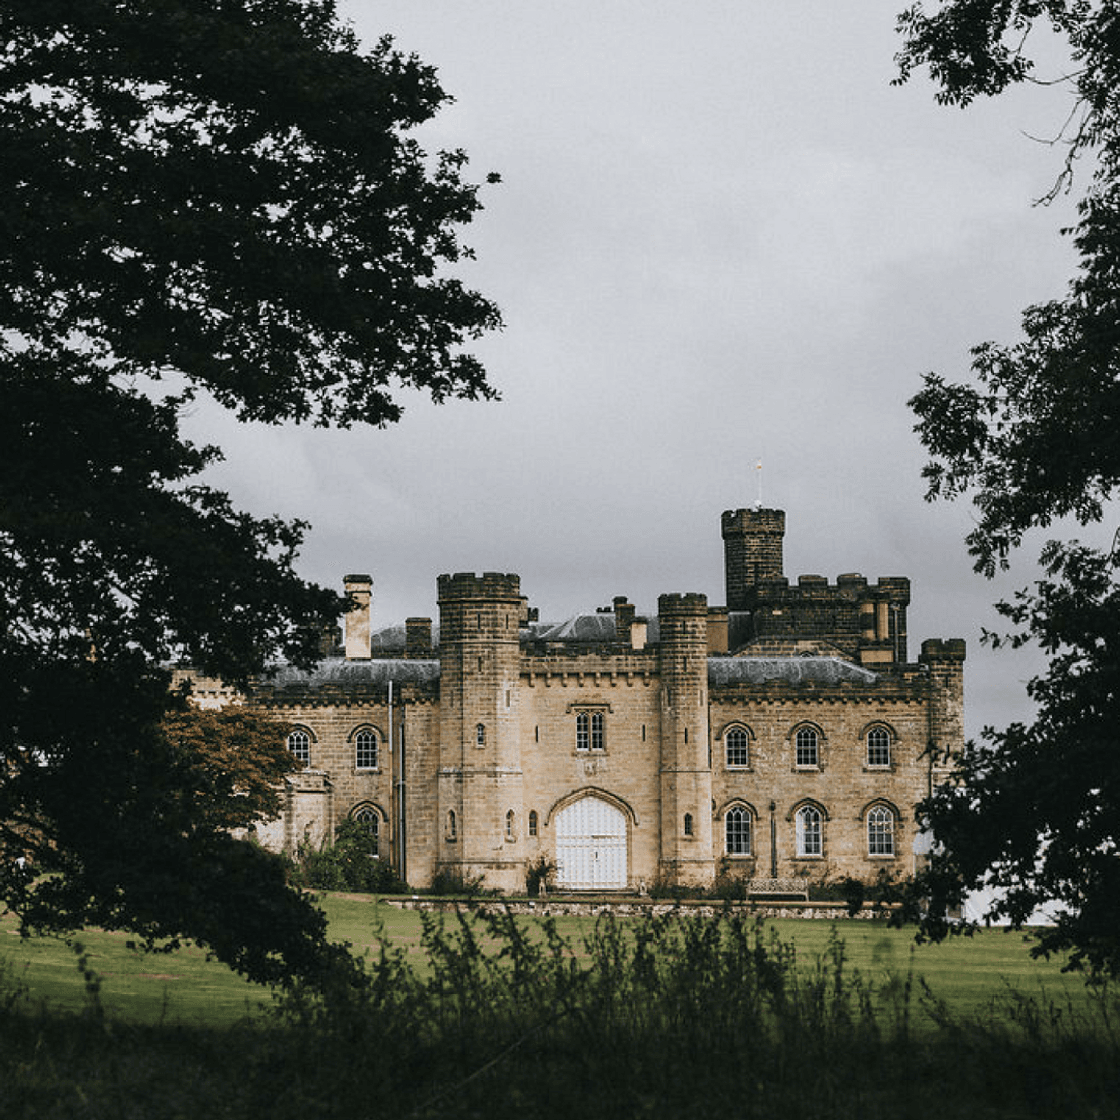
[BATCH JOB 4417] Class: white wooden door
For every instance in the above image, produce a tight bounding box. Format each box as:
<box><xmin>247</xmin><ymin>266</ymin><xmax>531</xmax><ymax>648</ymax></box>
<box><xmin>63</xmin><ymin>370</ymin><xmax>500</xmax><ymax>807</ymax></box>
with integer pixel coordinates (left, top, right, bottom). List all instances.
<box><xmin>555</xmin><ymin>797</ymin><xmax>627</xmax><ymax>889</ymax></box>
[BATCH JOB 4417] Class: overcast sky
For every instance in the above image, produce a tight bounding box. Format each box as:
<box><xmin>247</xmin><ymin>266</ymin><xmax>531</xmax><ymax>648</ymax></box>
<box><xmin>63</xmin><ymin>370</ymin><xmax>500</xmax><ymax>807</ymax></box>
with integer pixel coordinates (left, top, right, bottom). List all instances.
<box><xmin>191</xmin><ymin>2</ymin><xmax>1100</xmax><ymax>740</ymax></box>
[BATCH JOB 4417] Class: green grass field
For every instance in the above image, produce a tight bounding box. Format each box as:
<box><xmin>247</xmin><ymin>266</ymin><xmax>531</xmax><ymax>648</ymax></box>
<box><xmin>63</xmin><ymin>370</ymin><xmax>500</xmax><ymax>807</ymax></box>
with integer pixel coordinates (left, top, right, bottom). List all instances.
<box><xmin>2</xmin><ymin>896</ymin><xmax>1117</xmax><ymax>1119</ymax></box>
<box><xmin>0</xmin><ymin>894</ymin><xmax>1099</xmax><ymax>1027</ymax></box>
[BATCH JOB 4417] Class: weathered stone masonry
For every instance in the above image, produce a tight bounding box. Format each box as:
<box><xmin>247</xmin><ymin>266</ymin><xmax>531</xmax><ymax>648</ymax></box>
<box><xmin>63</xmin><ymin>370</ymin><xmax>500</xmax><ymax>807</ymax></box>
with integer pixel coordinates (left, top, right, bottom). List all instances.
<box><xmin>223</xmin><ymin>507</ymin><xmax>964</xmax><ymax>893</ymax></box>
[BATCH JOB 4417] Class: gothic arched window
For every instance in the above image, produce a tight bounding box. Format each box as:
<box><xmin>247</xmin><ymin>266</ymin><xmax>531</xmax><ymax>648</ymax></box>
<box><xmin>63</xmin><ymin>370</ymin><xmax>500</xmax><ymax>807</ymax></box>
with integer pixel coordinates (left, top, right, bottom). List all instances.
<box><xmin>867</xmin><ymin>805</ymin><xmax>895</xmax><ymax>856</ymax></box>
<box><xmin>355</xmin><ymin>728</ymin><xmax>378</xmax><ymax>770</ymax></box>
<box><xmin>287</xmin><ymin>729</ymin><xmax>310</xmax><ymax>767</ymax></box>
<box><xmin>725</xmin><ymin>806</ymin><xmax>751</xmax><ymax>855</ymax></box>
<box><xmin>796</xmin><ymin>805</ymin><xmax>823</xmax><ymax>857</ymax></box>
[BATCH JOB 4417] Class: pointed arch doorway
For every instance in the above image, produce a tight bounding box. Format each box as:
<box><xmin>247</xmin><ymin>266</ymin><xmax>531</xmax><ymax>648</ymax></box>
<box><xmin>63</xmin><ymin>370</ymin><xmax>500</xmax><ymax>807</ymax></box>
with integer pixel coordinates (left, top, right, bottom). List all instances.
<box><xmin>555</xmin><ymin>795</ymin><xmax>628</xmax><ymax>890</ymax></box>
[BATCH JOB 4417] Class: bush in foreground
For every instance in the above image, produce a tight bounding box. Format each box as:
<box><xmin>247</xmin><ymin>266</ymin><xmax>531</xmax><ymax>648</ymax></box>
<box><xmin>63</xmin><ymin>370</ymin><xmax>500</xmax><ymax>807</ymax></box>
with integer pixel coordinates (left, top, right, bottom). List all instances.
<box><xmin>1</xmin><ymin>908</ymin><xmax>1118</xmax><ymax>1119</ymax></box>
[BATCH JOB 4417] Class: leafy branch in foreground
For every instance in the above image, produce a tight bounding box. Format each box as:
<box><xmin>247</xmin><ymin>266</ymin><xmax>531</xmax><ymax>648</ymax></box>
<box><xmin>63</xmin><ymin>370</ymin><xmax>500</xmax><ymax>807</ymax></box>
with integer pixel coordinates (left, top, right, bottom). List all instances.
<box><xmin>0</xmin><ymin>0</ymin><xmax>501</xmax><ymax>986</ymax></box>
<box><xmin>897</xmin><ymin>1</ymin><xmax>1120</xmax><ymax>975</ymax></box>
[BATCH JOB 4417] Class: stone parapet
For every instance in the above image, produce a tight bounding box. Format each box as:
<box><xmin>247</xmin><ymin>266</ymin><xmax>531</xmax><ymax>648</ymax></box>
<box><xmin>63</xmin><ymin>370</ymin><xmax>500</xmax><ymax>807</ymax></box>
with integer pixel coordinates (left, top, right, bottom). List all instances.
<box><xmin>437</xmin><ymin>571</ymin><xmax>521</xmax><ymax>602</ymax></box>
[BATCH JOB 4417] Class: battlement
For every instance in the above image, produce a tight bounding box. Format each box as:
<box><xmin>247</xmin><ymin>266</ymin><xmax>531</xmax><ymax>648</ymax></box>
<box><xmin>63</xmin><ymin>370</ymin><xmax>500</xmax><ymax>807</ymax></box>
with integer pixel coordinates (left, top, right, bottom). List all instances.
<box><xmin>437</xmin><ymin>572</ymin><xmax>522</xmax><ymax>602</ymax></box>
<box><xmin>754</xmin><ymin>574</ymin><xmax>911</xmax><ymax>603</ymax></box>
<box><xmin>920</xmin><ymin>638</ymin><xmax>967</xmax><ymax>662</ymax></box>
<box><xmin>721</xmin><ymin>507</ymin><xmax>786</xmax><ymax>537</ymax></box>
<box><xmin>657</xmin><ymin>592</ymin><xmax>709</xmax><ymax>616</ymax></box>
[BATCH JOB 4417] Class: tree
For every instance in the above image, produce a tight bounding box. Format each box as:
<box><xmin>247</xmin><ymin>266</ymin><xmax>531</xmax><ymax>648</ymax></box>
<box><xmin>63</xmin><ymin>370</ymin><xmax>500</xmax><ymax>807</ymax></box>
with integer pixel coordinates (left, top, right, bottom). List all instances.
<box><xmin>0</xmin><ymin>0</ymin><xmax>501</xmax><ymax>985</ymax></box>
<box><xmin>897</xmin><ymin>2</ymin><xmax>1120</xmax><ymax>975</ymax></box>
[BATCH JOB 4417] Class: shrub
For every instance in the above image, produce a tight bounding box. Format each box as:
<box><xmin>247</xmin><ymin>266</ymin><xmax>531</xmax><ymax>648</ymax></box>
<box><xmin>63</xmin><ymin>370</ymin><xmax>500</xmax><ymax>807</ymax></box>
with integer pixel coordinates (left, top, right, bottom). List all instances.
<box><xmin>525</xmin><ymin>855</ymin><xmax>555</xmax><ymax>897</ymax></box>
<box><xmin>427</xmin><ymin>866</ymin><xmax>487</xmax><ymax>897</ymax></box>
<box><xmin>290</xmin><ymin>820</ymin><xmax>406</xmax><ymax>894</ymax></box>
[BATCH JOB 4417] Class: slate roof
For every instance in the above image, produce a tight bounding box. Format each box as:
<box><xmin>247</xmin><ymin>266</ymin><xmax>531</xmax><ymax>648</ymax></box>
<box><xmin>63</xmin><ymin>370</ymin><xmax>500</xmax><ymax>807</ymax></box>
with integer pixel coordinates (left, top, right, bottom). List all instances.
<box><xmin>259</xmin><ymin>658</ymin><xmax>440</xmax><ymax>692</ymax></box>
<box><xmin>707</xmin><ymin>656</ymin><xmax>879</xmax><ymax>686</ymax></box>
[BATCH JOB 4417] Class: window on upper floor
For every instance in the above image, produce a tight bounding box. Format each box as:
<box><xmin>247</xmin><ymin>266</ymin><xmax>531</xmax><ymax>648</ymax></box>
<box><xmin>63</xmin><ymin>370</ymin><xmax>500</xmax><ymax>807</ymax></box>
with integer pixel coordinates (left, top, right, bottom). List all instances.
<box><xmin>795</xmin><ymin>727</ymin><xmax>819</xmax><ymax>768</ymax></box>
<box><xmin>576</xmin><ymin>710</ymin><xmax>605</xmax><ymax>752</ymax></box>
<box><xmin>505</xmin><ymin>809</ymin><xmax>516</xmax><ymax>841</ymax></box>
<box><xmin>476</xmin><ymin>723</ymin><xmax>485</xmax><ymax>747</ymax></box>
<box><xmin>725</xmin><ymin>806</ymin><xmax>752</xmax><ymax>855</ymax></box>
<box><xmin>446</xmin><ymin>809</ymin><xmax>457</xmax><ymax>842</ymax></box>
<box><xmin>355</xmin><ymin>728</ymin><xmax>378</xmax><ymax>770</ymax></box>
<box><xmin>287</xmin><ymin>729</ymin><xmax>310</xmax><ymax>768</ymax></box>
<box><xmin>528</xmin><ymin>810</ymin><xmax>539</xmax><ymax>837</ymax></box>
<box><xmin>866</xmin><ymin>727</ymin><xmax>891</xmax><ymax>768</ymax></box>
<box><xmin>796</xmin><ymin>805</ymin><xmax>823</xmax><ymax>857</ymax></box>
<box><xmin>725</xmin><ymin>726</ymin><xmax>750</xmax><ymax>768</ymax></box>
<box><xmin>867</xmin><ymin>805</ymin><xmax>895</xmax><ymax>856</ymax></box>
<box><xmin>683</xmin><ymin>812</ymin><xmax>693</xmax><ymax>837</ymax></box>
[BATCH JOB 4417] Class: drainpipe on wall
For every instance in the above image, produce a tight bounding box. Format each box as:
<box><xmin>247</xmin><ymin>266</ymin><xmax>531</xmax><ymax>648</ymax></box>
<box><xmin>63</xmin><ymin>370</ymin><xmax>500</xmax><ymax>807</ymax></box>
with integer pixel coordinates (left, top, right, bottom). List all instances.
<box><xmin>398</xmin><ymin>695</ymin><xmax>407</xmax><ymax>886</ymax></box>
<box><xmin>769</xmin><ymin>801</ymin><xmax>778</xmax><ymax>878</ymax></box>
<box><xmin>389</xmin><ymin>680</ymin><xmax>407</xmax><ymax>884</ymax></box>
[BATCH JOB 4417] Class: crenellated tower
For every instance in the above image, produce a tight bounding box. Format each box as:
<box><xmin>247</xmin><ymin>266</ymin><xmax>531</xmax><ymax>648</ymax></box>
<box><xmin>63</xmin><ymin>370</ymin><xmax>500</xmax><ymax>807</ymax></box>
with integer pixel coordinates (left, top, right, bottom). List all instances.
<box><xmin>919</xmin><ymin>638</ymin><xmax>966</xmax><ymax>789</ymax></box>
<box><xmin>722</xmin><ymin>507</ymin><xmax>785</xmax><ymax>611</ymax></box>
<box><xmin>658</xmin><ymin>593</ymin><xmax>715</xmax><ymax>888</ymax></box>
<box><xmin>436</xmin><ymin>573</ymin><xmax>526</xmax><ymax>892</ymax></box>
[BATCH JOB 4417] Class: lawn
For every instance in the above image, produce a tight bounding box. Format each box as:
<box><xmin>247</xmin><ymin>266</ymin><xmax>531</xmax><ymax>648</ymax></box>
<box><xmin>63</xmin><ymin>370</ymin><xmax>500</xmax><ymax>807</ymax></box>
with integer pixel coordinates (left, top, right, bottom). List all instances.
<box><xmin>2</xmin><ymin>897</ymin><xmax>1117</xmax><ymax>1120</ymax></box>
<box><xmin>0</xmin><ymin>894</ymin><xmax>1099</xmax><ymax>1028</ymax></box>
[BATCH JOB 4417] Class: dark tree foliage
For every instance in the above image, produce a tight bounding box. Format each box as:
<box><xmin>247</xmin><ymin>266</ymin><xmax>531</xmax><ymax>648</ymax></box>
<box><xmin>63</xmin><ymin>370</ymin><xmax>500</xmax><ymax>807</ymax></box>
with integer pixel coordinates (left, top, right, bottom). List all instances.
<box><xmin>898</xmin><ymin>2</ymin><xmax>1120</xmax><ymax>974</ymax></box>
<box><xmin>0</xmin><ymin>0</ymin><xmax>500</xmax><ymax>985</ymax></box>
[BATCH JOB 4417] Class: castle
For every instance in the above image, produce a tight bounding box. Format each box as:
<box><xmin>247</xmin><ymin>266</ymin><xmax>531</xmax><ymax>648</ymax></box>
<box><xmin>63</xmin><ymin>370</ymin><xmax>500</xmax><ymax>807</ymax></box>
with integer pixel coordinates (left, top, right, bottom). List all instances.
<box><xmin>195</xmin><ymin>507</ymin><xmax>964</xmax><ymax>893</ymax></box>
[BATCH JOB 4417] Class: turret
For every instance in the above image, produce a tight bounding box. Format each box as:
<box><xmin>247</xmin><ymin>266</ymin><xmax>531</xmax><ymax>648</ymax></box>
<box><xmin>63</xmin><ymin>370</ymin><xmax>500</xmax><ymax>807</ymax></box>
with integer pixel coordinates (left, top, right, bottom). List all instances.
<box><xmin>722</xmin><ymin>508</ymin><xmax>785</xmax><ymax>611</ymax></box>
<box><xmin>919</xmin><ymin>638</ymin><xmax>966</xmax><ymax>786</ymax></box>
<box><xmin>658</xmin><ymin>593</ymin><xmax>714</xmax><ymax>888</ymax></box>
<box><xmin>436</xmin><ymin>573</ymin><xmax>525</xmax><ymax>892</ymax></box>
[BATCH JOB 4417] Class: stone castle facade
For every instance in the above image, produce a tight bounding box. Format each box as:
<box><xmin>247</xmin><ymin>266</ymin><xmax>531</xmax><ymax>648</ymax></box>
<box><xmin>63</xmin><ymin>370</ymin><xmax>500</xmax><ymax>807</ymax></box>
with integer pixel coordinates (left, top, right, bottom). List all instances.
<box><xmin>198</xmin><ymin>507</ymin><xmax>964</xmax><ymax>893</ymax></box>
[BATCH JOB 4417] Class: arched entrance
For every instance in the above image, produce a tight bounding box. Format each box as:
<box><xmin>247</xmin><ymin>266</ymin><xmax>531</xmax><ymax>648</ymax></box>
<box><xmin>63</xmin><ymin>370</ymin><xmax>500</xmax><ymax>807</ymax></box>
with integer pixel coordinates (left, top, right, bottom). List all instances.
<box><xmin>555</xmin><ymin>795</ymin><xmax>627</xmax><ymax>890</ymax></box>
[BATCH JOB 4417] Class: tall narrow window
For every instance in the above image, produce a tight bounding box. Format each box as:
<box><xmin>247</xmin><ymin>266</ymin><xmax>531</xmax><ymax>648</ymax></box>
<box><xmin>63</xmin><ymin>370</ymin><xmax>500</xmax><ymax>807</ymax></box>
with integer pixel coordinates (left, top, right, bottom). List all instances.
<box><xmin>796</xmin><ymin>805</ymin><xmax>823</xmax><ymax>856</ymax></box>
<box><xmin>355</xmin><ymin>729</ymin><xmax>378</xmax><ymax>770</ymax></box>
<box><xmin>476</xmin><ymin>723</ymin><xmax>485</xmax><ymax>746</ymax></box>
<box><xmin>446</xmin><ymin>810</ymin><xmax>457</xmax><ymax>842</ymax></box>
<box><xmin>505</xmin><ymin>809</ymin><xmax>516</xmax><ymax>841</ymax></box>
<box><xmin>867</xmin><ymin>805</ymin><xmax>895</xmax><ymax>856</ymax></box>
<box><xmin>726</xmin><ymin>727</ymin><xmax>749</xmax><ymax>768</ymax></box>
<box><xmin>795</xmin><ymin>727</ymin><xmax>819</xmax><ymax>767</ymax></box>
<box><xmin>590</xmin><ymin>711</ymin><xmax>604</xmax><ymax>751</ymax></box>
<box><xmin>576</xmin><ymin>711</ymin><xmax>589</xmax><ymax>751</ymax></box>
<box><xmin>725</xmin><ymin>806</ymin><xmax>751</xmax><ymax>855</ymax></box>
<box><xmin>528</xmin><ymin>810</ymin><xmax>539</xmax><ymax>837</ymax></box>
<box><xmin>683</xmin><ymin>812</ymin><xmax>694</xmax><ymax>837</ymax></box>
<box><xmin>867</xmin><ymin>727</ymin><xmax>891</xmax><ymax>768</ymax></box>
<box><xmin>287</xmin><ymin>729</ymin><xmax>310</xmax><ymax>767</ymax></box>
<box><xmin>353</xmin><ymin>807</ymin><xmax>380</xmax><ymax>857</ymax></box>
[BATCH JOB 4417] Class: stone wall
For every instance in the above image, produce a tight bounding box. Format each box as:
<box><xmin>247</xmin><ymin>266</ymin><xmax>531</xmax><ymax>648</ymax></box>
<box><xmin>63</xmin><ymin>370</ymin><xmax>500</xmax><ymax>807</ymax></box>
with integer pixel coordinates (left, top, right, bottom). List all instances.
<box><xmin>517</xmin><ymin>652</ymin><xmax>665</xmax><ymax>891</ymax></box>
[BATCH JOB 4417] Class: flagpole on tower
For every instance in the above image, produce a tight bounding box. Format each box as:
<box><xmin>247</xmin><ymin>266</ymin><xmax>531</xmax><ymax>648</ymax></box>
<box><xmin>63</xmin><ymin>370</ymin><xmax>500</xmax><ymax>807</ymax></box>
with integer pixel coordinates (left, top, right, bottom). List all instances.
<box><xmin>755</xmin><ymin>458</ymin><xmax>763</xmax><ymax>509</ymax></box>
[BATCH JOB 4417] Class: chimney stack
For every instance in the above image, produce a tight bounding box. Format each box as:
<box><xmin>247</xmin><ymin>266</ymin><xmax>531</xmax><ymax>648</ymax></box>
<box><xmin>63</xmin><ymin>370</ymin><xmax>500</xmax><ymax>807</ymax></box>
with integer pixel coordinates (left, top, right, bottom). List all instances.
<box><xmin>613</xmin><ymin>595</ymin><xmax>636</xmax><ymax>646</ymax></box>
<box><xmin>406</xmin><ymin>617</ymin><xmax>433</xmax><ymax>658</ymax></box>
<box><xmin>343</xmin><ymin>574</ymin><xmax>372</xmax><ymax>660</ymax></box>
